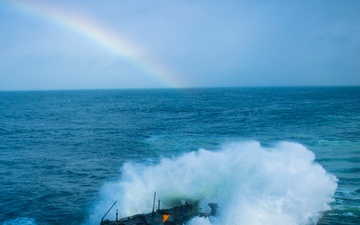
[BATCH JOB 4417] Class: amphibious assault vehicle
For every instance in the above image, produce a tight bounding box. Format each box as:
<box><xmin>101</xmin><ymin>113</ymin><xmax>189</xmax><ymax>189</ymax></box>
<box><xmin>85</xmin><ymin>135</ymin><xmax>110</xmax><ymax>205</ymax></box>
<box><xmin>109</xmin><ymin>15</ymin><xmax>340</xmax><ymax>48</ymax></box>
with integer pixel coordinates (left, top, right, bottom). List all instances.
<box><xmin>100</xmin><ymin>193</ymin><xmax>218</xmax><ymax>225</ymax></box>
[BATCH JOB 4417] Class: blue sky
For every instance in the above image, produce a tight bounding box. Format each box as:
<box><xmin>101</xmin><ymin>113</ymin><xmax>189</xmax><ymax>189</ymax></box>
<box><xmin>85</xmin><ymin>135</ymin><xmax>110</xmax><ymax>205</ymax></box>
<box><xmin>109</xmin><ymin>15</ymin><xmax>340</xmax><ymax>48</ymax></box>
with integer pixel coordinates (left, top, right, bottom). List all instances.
<box><xmin>1</xmin><ymin>0</ymin><xmax>359</xmax><ymax>90</ymax></box>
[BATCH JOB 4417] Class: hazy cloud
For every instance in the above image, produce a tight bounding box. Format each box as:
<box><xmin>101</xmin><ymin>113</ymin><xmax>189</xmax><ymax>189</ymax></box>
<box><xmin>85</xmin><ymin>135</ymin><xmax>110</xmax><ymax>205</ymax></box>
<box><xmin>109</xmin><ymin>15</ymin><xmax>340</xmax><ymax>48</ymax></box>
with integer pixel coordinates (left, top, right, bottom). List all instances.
<box><xmin>1</xmin><ymin>0</ymin><xmax>359</xmax><ymax>90</ymax></box>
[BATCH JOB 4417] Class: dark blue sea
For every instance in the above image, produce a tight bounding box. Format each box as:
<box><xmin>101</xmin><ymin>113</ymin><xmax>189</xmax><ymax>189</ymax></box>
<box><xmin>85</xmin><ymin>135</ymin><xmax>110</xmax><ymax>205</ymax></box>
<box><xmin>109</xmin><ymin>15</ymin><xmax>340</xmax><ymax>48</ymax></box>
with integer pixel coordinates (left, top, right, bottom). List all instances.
<box><xmin>0</xmin><ymin>87</ymin><xmax>359</xmax><ymax>225</ymax></box>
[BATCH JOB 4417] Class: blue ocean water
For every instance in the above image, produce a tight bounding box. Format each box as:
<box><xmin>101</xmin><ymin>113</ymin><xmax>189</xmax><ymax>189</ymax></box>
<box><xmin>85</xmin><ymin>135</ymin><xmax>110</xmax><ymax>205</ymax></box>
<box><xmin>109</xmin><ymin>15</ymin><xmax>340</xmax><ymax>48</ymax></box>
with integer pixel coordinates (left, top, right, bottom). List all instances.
<box><xmin>0</xmin><ymin>87</ymin><xmax>359</xmax><ymax>225</ymax></box>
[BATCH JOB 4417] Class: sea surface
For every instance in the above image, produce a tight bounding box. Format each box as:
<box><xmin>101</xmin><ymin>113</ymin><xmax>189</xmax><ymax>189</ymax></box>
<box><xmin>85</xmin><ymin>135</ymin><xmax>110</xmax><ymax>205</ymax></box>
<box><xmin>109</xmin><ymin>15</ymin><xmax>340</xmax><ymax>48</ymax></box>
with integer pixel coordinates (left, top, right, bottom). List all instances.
<box><xmin>0</xmin><ymin>87</ymin><xmax>359</xmax><ymax>225</ymax></box>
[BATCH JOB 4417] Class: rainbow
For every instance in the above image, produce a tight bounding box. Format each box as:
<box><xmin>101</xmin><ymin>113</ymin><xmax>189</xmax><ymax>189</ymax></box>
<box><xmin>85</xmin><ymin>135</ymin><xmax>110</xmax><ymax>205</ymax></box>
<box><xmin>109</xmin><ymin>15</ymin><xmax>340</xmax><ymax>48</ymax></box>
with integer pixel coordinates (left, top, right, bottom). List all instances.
<box><xmin>6</xmin><ymin>0</ymin><xmax>186</xmax><ymax>88</ymax></box>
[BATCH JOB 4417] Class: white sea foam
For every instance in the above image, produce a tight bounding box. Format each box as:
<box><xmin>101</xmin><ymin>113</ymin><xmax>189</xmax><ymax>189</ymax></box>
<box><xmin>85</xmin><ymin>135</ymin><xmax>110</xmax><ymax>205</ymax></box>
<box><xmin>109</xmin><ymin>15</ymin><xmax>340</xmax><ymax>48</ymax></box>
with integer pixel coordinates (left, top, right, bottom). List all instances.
<box><xmin>86</xmin><ymin>141</ymin><xmax>337</xmax><ymax>225</ymax></box>
<box><xmin>2</xmin><ymin>217</ymin><xmax>37</xmax><ymax>225</ymax></box>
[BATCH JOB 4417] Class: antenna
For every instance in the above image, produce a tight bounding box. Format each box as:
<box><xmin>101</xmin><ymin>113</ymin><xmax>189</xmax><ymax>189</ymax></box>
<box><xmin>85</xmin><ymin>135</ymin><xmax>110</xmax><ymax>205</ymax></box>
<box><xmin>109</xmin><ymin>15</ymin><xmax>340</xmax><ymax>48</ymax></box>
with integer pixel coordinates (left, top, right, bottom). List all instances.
<box><xmin>101</xmin><ymin>201</ymin><xmax>117</xmax><ymax>222</ymax></box>
<box><xmin>152</xmin><ymin>192</ymin><xmax>156</xmax><ymax>216</ymax></box>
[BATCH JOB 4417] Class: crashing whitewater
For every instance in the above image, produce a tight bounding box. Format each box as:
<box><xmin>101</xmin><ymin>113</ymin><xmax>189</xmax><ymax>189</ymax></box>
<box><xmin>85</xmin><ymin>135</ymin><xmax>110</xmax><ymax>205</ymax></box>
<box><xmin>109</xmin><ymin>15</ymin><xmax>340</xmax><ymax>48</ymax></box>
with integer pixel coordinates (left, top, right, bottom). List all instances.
<box><xmin>86</xmin><ymin>141</ymin><xmax>337</xmax><ymax>225</ymax></box>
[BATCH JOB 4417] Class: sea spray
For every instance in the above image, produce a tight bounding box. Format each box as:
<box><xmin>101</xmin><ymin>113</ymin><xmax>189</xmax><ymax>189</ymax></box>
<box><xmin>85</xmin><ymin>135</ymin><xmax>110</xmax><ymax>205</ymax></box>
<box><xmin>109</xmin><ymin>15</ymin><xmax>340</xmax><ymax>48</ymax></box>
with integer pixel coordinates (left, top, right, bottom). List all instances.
<box><xmin>85</xmin><ymin>141</ymin><xmax>337</xmax><ymax>225</ymax></box>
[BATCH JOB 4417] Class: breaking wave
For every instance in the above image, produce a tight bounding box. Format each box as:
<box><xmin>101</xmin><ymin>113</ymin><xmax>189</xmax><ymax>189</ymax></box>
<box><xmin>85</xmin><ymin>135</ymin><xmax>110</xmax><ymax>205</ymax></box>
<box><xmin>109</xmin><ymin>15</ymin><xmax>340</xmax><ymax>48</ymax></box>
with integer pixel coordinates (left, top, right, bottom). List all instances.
<box><xmin>85</xmin><ymin>141</ymin><xmax>337</xmax><ymax>225</ymax></box>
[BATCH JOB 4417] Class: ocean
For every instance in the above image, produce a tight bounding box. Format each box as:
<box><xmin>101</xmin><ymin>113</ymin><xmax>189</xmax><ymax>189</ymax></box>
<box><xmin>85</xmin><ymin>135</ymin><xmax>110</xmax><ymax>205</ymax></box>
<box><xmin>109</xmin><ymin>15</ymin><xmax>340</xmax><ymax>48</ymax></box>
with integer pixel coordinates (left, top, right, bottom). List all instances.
<box><xmin>0</xmin><ymin>87</ymin><xmax>359</xmax><ymax>225</ymax></box>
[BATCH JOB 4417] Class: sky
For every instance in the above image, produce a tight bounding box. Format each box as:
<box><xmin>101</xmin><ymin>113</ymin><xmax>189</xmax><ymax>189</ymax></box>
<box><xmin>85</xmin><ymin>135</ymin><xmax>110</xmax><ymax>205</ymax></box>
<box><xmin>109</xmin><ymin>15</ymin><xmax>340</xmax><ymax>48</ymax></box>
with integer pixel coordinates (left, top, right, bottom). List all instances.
<box><xmin>0</xmin><ymin>0</ymin><xmax>359</xmax><ymax>90</ymax></box>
